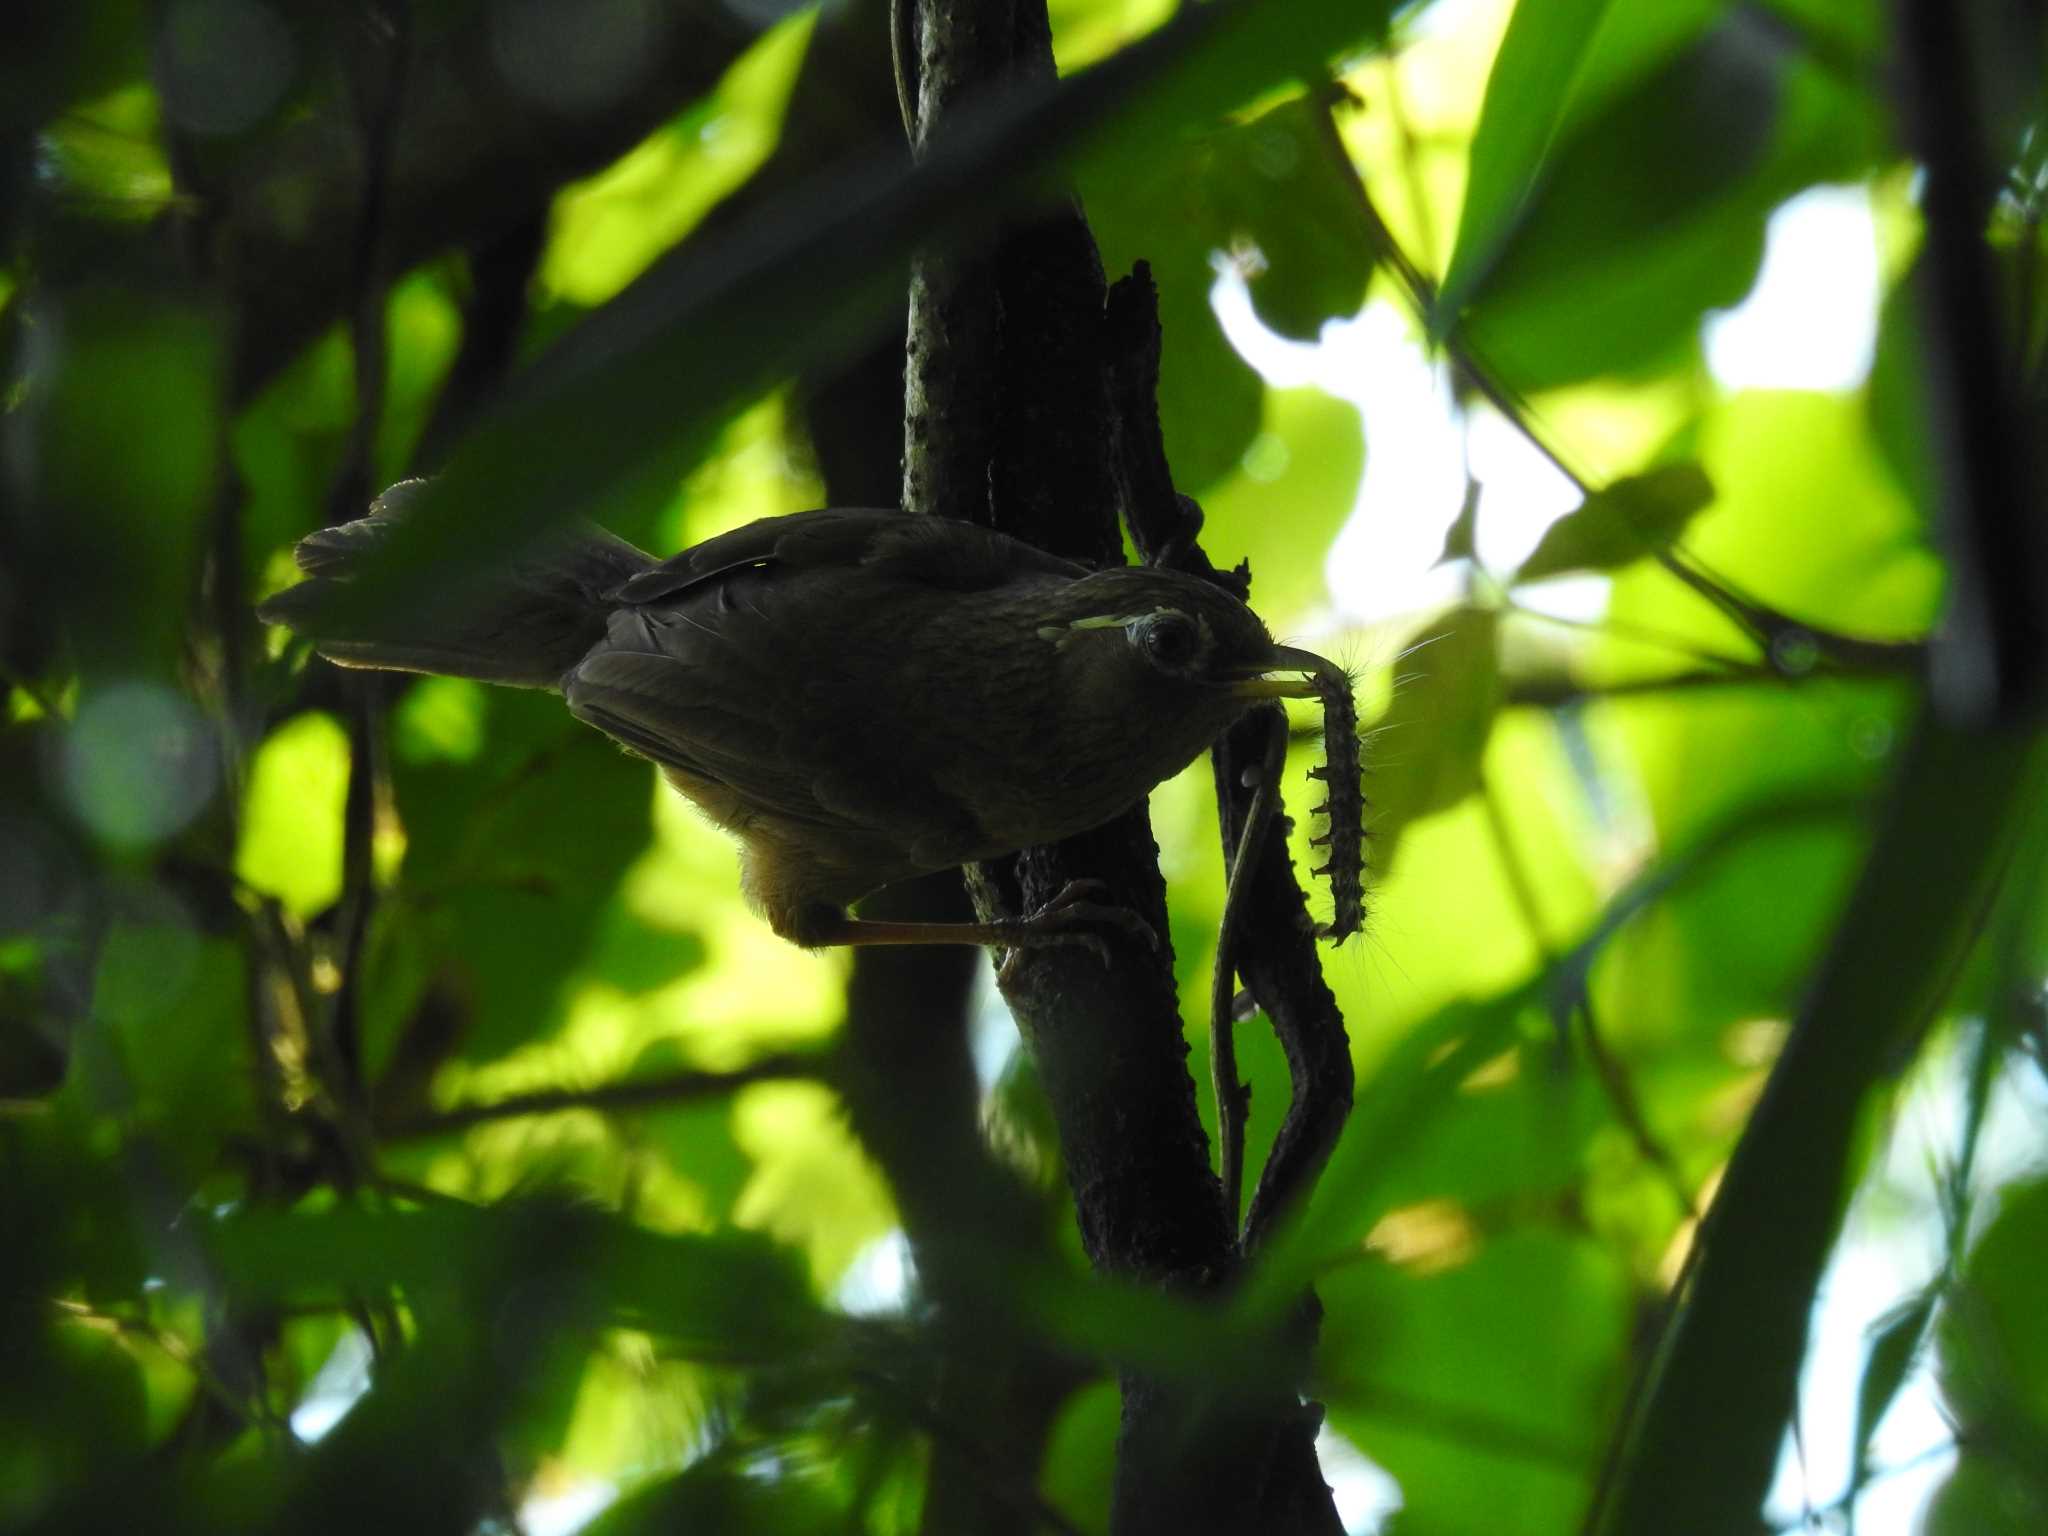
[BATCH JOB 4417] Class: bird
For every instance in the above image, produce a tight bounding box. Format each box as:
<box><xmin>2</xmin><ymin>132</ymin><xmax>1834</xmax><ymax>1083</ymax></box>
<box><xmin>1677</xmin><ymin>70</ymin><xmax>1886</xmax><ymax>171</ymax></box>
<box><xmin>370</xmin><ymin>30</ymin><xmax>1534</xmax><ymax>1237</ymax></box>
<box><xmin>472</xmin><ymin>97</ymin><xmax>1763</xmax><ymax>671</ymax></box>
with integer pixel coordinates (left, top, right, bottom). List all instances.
<box><xmin>259</xmin><ymin>481</ymin><xmax>1338</xmax><ymax>956</ymax></box>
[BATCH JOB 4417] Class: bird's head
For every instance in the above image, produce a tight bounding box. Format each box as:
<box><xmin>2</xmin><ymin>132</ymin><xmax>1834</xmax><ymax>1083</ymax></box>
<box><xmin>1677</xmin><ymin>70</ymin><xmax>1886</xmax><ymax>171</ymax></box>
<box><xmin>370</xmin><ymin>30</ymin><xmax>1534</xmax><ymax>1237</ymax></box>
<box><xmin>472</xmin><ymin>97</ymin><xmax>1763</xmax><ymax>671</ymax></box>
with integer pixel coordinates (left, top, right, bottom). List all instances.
<box><xmin>1031</xmin><ymin>567</ymin><xmax>1339</xmax><ymax>771</ymax></box>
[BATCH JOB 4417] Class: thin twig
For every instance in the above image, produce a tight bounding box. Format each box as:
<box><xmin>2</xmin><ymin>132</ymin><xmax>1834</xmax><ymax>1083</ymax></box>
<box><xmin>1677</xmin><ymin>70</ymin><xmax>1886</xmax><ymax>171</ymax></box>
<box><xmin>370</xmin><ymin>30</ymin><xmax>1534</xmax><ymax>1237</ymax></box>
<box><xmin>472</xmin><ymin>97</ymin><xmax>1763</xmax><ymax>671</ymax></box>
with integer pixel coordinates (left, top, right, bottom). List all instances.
<box><xmin>1479</xmin><ymin>772</ymin><xmax>1553</xmax><ymax>958</ymax></box>
<box><xmin>326</xmin><ymin>0</ymin><xmax>412</xmax><ymax>1139</ymax></box>
<box><xmin>374</xmin><ymin>1053</ymin><xmax>828</xmax><ymax>1141</ymax></box>
<box><xmin>1211</xmin><ymin>706</ymin><xmax>1288</xmax><ymax>1235</ymax></box>
<box><xmin>1312</xmin><ymin>89</ymin><xmax>1932</xmax><ymax>676</ymax></box>
<box><xmin>1574</xmin><ymin>994</ymin><xmax>1700</xmax><ymax>1221</ymax></box>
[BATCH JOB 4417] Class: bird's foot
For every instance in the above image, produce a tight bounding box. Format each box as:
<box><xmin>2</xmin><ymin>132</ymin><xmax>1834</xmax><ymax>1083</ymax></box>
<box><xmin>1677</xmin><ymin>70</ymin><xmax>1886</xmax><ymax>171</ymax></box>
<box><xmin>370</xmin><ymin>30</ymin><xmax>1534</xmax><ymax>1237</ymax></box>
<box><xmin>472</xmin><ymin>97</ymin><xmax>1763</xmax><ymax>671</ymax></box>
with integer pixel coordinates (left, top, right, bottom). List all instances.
<box><xmin>994</xmin><ymin>879</ymin><xmax>1159</xmax><ymax>979</ymax></box>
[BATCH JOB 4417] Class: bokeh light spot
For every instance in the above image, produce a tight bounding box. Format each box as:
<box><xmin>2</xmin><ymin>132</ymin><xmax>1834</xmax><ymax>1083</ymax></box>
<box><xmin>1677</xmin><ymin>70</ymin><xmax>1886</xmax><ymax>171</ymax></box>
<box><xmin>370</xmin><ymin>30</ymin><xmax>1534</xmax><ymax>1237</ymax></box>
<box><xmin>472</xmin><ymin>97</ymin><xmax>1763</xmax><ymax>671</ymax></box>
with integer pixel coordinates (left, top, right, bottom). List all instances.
<box><xmin>156</xmin><ymin>0</ymin><xmax>296</xmax><ymax>137</ymax></box>
<box><xmin>491</xmin><ymin>0</ymin><xmax>664</xmax><ymax>117</ymax></box>
<box><xmin>56</xmin><ymin>681</ymin><xmax>217</xmax><ymax>849</ymax></box>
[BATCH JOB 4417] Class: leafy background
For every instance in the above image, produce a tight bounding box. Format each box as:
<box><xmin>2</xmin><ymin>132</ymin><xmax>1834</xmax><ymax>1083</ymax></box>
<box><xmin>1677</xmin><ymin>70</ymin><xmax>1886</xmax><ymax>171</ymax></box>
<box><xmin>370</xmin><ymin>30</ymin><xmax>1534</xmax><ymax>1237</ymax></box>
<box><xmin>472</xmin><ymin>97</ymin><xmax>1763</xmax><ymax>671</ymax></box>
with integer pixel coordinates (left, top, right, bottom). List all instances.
<box><xmin>3</xmin><ymin>0</ymin><xmax>2045</xmax><ymax>1533</ymax></box>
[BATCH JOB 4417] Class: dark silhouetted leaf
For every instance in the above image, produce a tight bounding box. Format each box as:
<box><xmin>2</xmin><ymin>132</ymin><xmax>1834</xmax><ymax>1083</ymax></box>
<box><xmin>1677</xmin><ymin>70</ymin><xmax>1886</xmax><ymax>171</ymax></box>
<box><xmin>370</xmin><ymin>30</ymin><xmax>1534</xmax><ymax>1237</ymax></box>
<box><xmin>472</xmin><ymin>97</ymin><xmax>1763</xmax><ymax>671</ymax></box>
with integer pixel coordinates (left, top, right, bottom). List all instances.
<box><xmin>1514</xmin><ymin>462</ymin><xmax>1714</xmax><ymax>582</ymax></box>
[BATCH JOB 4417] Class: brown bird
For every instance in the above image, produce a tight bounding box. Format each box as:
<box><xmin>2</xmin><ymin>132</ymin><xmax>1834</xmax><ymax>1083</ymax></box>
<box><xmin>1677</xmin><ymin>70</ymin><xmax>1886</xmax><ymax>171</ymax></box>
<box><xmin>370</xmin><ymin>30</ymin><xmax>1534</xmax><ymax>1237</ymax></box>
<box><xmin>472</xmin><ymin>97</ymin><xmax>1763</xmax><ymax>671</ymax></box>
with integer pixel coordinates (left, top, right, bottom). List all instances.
<box><xmin>260</xmin><ymin>482</ymin><xmax>1338</xmax><ymax>955</ymax></box>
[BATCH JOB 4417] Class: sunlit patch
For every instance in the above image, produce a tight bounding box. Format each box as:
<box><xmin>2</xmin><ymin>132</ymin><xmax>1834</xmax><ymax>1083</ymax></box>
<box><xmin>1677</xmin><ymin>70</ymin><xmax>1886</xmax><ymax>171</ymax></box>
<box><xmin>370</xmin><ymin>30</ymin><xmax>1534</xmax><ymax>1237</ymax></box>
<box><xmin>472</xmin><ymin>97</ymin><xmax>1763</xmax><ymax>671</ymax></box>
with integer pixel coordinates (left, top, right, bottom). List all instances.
<box><xmin>538</xmin><ymin>12</ymin><xmax>817</xmax><ymax>305</ymax></box>
<box><xmin>1366</xmin><ymin>1199</ymin><xmax>1479</xmax><ymax>1275</ymax></box>
<box><xmin>237</xmin><ymin>709</ymin><xmax>348</xmax><ymax>918</ymax></box>
<box><xmin>521</xmin><ymin>1473</ymin><xmax>618</xmax><ymax>1536</ymax></box>
<box><xmin>1722</xmin><ymin>1016</ymin><xmax>1789</xmax><ymax>1069</ymax></box>
<box><xmin>627</xmin><ymin>780</ymin><xmax>840</xmax><ymax>1049</ymax></box>
<box><xmin>290</xmin><ymin>1327</ymin><xmax>374</xmax><ymax>1443</ymax></box>
<box><xmin>1315</xmin><ymin>1423</ymin><xmax>1404</xmax><ymax>1534</ymax></box>
<box><xmin>39</xmin><ymin>84</ymin><xmax>176</xmax><ymax>221</ymax></box>
<box><xmin>394</xmin><ymin>676</ymin><xmax>487</xmax><ymax>765</ymax></box>
<box><xmin>1047</xmin><ymin>0</ymin><xmax>1176</xmax><ymax>68</ymax></box>
<box><xmin>1657</xmin><ymin>1211</ymin><xmax>1702</xmax><ymax>1292</ymax></box>
<box><xmin>833</xmin><ymin>1227</ymin><xmax>914</xmax><ymax>1318</ymax></box>
<box><xmin>1457</xmin><ymin>1045</ymin><xmax>1520</xmax><ymax>1092</ymax></box>
<box><xmin>1215</xmin><ymin>288</ymin><xmax>1466</xmax><ymax>625</ymax></box>
<box><xmin>1701</xmin><ymin>1070</ymin><xmax>1769</xmax><ymax>1141</ymax></box>
<box><xmin>1465</xmin><ymin>408</ymin><xmax>1610</xmax><ymax>624</ymax></box>
<box><xmin>1705</xmin><ymin>185</ymin><xmax>1880</xmax><ymax>393</ymax></box>
<box><xmin>308</xmin><ymin>953</ymin><xmax>342</xmax><ymax>995</ymax></box>
<box><xmin>55</xmin><ymin>680</ymin><xmax>217</xmax><ymax>849</ymax></box>
<box><xmin>731</xmin><ymin>1081</ymin><xmax>895</xmax><ymax>1289</ymax></box>
<box><xmin>1240</xmin><ymin>431</ymin><xmax>1292</xmax><ymax>483</ymax></box>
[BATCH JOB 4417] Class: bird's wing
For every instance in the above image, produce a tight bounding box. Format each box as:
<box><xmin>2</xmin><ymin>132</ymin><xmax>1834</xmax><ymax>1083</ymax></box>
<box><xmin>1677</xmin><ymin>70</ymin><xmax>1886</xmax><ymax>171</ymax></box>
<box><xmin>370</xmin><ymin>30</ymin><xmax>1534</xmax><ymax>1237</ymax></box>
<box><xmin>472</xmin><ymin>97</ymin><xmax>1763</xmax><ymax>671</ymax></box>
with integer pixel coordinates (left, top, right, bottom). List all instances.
<box><xmin>565</xmin><ymin>649</ymin><xmax>839</xmax><ymax>830</ymax></box>
<box><xmin>610</xmin><ymin>509</ymin><xmax>1086</xmax><ymax>606</ymax></box>
<box><xmin>565</xmin><ymin>634</ymin><xmax>990</xmax><ymax>865</ymax></box>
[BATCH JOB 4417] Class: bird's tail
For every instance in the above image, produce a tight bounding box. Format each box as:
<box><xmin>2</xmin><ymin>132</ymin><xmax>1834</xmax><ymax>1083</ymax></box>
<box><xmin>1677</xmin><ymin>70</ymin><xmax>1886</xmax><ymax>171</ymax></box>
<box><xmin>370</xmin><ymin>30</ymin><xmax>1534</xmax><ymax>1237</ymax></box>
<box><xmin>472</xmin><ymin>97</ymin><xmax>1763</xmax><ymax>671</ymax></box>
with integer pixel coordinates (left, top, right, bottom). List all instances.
<box><xmin>256</xmin><ymin>480</ymin><xmax>656</xmax><ymax>689</ymax></box>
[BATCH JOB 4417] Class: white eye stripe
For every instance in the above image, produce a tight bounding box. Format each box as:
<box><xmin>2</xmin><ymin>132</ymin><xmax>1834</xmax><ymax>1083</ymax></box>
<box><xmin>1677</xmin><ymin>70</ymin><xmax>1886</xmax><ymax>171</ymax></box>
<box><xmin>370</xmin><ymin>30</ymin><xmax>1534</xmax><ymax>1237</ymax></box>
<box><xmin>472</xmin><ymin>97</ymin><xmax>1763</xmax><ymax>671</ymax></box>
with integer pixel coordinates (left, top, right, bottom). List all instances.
<box><xmin>1036</xmin><ymin>607</ymin><xmax>1192</xmax><ymax>636</ymax></box>
<box><xmin>1038</xmin><ymin>610</ymin><xmax>1160</xmax><ymax>648</ymax></box>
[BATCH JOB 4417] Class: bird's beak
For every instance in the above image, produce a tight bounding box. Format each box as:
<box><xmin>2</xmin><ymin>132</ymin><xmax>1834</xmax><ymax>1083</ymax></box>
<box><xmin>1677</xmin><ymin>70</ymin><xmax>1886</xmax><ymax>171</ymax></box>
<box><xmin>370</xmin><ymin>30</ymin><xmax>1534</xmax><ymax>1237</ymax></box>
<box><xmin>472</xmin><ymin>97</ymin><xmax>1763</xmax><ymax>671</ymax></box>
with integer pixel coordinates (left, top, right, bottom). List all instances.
<box><xmin>1228</xmin><ymin>645</ymin><xmax>1341</xmax><ymax>700</ymax></box>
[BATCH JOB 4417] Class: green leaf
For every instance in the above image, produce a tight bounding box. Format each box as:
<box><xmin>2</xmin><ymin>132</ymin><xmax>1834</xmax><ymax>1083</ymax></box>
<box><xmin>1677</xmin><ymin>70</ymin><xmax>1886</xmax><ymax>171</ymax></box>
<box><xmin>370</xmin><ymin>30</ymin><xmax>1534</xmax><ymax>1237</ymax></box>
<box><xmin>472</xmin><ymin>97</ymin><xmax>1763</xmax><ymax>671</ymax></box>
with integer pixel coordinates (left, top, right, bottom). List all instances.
<box><xmin>1922</xmin><ymin>1454</ymin><xmax>2048</xmax><ymax>1536</ymax></box>
<box><xmin>207</xmin><ymin>1200</ymin><xmax>822</xmax><ymax>1356</ymax></box>
<box><xmin>538</xmin><ymin>10</ymin><xmax>819</xmax><ymax>308</ymax></box>
<box><xmin>237</xmin><ymin>709</ymin><xmax>350</xmax><ymax>919</ymax></box>
<box><xmin>1452</xmin><ymin>12</ymin><xmax>1885</xmax><ymax>390</ymax></box>
<box><xmin>1366</xmin><ymin>607</ymin><xmax>1503</xmax><ymax>866</ymax></box>
<box><xmin>382</xmin><ymin>690</ymin><xmax>653</xmax><ymax>1065</ymax></box>
<box><xmin>1513</xmin><ymin>462</ymin><xmax>1714</xmax><ymax>582</ymax></box>
<box><xmin>1083</xmin><ymin>93</ymin><xmax>1379</xmax><ymax>489</ymax></box>
<box><xmin>1438</xmin><ymin>0</ymin><xmax>1619</xmax><ymax>318</ymax></box>
<box><xmin>1848</xmin><ymin>1288</ymin><xmax>1937</xmax><ymax>1509</ymax></box>
<box><xmin>1677</xmin><ymin>390</ymin><xmax>1939</xmax><ymax>638</ymax></box>
<box><xmin>1084</xmin><ymin>174</ymin><xmax>1265</xmax><ymax>492</ymax></box>
<box><xmin>1939</xmin><ymin>1177</ymin><xmax>2048</xmax><ymax>1439</ymax></box>
<box><xmin>1320</xmin><ymin>1233</ymin><xmax>1624</xmax><ymax>1532</ymax></box>
<box><xmin>1454</xmin><ymin>18</ymin><xmax>1785</xmax><ymax>377</ymax></box>
<box><xmin>580</xmin><ymin>1454</ymin><xmax>845</xmax><ymax>1536</ymax></box>
<box><xmin>1868</xmin><ymin>261</ymin><xmax>1938</xmax><ymax>519</ymax></box>
<box><xmin>1437</xmin><ymin>482</ymin><xmax>1481</xmax><ymax>566</ymax></box>
<box><xmin>1200</xmin><ymin>385</ymin><xmax>1364</xmax><ymax>622</ymax></box>
<box><xmin>85</xmin><ymin>927</ymin><xmax>256</xmax><ymax>1177</ymax></box>
<box><xmin>22</xmin><ymin>290</ymin><xmax>222</xmax><ymax>677</ymax></box>
<box><xmin>1213</xmin><ymin>96</ymin><xmax>1377</xmax><ymax>341</ymax></box>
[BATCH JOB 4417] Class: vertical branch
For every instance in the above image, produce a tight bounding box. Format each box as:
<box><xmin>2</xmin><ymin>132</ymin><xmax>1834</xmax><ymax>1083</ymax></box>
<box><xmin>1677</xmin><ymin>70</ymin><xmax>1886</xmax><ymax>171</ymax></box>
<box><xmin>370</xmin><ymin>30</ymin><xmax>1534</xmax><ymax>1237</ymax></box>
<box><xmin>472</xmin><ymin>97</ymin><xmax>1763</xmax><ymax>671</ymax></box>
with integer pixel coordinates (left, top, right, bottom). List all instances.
<box><xmin>899</xmin><ymin>6</ymin><xmax>1344</xmax><ymax>1533</ymax></box>
<box><xmin>1894</xmin><ymin>0</ymin><xmax>2048</xmax><ymax>724</ymax></box>
<box><xmin>325</xmin><ymin>0</ymin><xmax>411</xmax><ymax>1121</ymax></box>
<box><xmin>900</xmin><ymin>0</ymin><xmax>1013</xmax><ymax>528</ymax></box>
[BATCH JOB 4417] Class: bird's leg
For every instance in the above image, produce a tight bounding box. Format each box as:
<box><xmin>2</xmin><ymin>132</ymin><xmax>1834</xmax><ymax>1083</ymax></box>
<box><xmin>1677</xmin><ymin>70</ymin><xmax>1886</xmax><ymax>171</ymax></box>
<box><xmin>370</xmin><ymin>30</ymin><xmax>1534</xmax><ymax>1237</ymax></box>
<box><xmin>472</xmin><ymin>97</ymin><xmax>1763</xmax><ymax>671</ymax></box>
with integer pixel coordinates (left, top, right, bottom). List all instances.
<box><xmin>793</xmin><ymin>880</ymin><xmax>1158</xmax><ymax>966</ymax></box>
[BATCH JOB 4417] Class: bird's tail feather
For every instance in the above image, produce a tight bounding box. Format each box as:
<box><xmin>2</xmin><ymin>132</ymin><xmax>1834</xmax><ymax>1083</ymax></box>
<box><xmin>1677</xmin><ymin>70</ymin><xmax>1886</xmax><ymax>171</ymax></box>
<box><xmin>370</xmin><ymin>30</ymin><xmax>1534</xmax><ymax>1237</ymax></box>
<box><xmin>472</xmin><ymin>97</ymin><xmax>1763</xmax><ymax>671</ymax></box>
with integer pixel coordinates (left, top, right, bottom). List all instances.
<box><xmin>257</xmin><ymin>480</ymin><xmax>655</xmax><ymax>689</ymax></box>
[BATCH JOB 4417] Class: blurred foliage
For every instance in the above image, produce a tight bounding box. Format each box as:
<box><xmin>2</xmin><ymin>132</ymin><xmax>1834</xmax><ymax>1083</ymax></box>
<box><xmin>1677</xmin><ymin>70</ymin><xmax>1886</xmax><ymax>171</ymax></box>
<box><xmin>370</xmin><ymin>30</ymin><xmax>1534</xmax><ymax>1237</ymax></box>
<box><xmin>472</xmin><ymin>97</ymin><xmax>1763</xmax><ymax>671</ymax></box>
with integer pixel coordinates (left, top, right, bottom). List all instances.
<box><xmin>2</xmin><ymin>1</ymin><xmax>2045</xmax><ymax>1534</ymax></box>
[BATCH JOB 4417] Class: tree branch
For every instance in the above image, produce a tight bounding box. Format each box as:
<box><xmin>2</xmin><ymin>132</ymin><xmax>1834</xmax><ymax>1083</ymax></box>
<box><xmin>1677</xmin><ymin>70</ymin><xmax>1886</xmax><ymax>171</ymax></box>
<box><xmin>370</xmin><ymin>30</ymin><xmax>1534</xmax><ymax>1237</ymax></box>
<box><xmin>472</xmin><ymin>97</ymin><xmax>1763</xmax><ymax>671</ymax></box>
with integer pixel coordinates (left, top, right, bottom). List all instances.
<box><xmin>901</xmin><ymin>9</ymin><xmax>1342</xmax><ymax>1534</ymax></box>
<box><xmin>372</xmin><ymin>1052</ymin><xmax>825</xmax><ymax>1142</ymax></box>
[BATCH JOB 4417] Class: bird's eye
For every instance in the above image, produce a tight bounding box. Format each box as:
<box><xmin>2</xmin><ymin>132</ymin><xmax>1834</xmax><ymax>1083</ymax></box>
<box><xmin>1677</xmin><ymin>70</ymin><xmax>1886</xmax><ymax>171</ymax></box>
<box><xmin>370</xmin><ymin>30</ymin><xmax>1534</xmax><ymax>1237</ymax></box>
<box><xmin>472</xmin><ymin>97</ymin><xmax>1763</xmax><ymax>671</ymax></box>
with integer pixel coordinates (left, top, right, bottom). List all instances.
<box><xmin>1130</xmin><ymin>611</ymin><xmax>1202</xmax><ymax>674</ymax></box>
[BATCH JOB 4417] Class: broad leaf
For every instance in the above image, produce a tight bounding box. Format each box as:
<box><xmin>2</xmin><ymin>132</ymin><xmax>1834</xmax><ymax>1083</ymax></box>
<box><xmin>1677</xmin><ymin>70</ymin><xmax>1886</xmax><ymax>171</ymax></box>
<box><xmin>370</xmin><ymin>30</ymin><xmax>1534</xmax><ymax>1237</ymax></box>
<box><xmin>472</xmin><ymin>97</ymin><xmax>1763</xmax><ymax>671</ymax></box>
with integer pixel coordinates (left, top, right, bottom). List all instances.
<box><xmin>1513</xmin><ymin>462</ymin><xmax>1714</xmax><ymax>581</ymax></box>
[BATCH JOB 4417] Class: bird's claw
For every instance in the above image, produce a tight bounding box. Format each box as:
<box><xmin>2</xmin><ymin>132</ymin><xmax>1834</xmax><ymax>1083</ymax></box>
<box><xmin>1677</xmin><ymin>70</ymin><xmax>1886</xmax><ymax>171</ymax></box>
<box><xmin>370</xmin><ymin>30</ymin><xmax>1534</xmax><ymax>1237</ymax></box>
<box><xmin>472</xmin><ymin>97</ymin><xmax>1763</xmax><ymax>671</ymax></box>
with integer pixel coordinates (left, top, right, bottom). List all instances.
<box><xmin>994</xmin><ymin>879</ymin><xmax>1160</xmax><ymax>977</ymax></box>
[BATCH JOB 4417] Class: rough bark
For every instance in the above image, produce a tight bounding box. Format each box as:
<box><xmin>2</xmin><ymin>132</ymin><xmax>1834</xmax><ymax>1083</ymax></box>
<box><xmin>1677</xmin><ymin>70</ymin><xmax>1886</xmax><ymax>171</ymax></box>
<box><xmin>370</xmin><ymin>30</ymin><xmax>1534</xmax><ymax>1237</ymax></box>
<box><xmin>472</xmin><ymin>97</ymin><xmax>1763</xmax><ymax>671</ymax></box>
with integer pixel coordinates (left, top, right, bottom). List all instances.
<box><xmin>898</xmin><ymin>2</ymin><xmax>1343</xmax><ymax>1531</ymax></box>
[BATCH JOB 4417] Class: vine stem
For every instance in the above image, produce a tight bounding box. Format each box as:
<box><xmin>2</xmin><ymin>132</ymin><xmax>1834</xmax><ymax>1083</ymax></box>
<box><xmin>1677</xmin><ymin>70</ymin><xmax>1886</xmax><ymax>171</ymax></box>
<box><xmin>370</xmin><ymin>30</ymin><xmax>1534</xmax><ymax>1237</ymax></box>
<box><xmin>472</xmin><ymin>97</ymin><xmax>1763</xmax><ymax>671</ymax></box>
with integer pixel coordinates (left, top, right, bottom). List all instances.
<box><xmin>1211</xmin><ymin>707</ymin><xmax>1287</xmax><ymax>1234</ymax></box>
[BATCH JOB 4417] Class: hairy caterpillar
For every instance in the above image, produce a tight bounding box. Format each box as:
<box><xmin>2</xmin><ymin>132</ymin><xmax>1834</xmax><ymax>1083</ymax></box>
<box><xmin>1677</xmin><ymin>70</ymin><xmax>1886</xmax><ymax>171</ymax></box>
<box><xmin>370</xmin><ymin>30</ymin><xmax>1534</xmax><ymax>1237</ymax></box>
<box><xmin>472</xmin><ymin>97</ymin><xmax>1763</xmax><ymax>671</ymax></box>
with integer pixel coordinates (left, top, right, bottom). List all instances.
<box><xmin>1305</xmin><ymin>662</ymin><xmax>1366</xmax><ymax>944</ymax></box>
